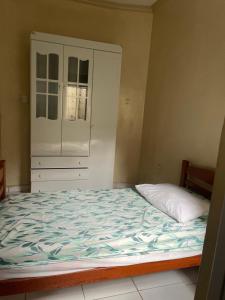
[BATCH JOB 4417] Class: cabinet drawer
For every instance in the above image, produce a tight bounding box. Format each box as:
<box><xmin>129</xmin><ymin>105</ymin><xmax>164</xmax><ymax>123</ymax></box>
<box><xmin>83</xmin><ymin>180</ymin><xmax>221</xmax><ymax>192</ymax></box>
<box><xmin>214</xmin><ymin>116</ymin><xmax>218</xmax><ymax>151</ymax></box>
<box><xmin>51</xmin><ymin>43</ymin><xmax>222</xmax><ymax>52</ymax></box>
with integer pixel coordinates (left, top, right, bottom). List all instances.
<box><xmin>31</xmin><ymin>169</ymin><xmax>89</xmax><ymax>182</ymax></box>
<box><xmin>31</xmin><ymin>180</ymin><xmax>89</xmax><ymax>192</ymax></box>
<box><xmin>31</xmin><ymin>157</ymin><xmax>89</xmax><ymax>169</ymax></box>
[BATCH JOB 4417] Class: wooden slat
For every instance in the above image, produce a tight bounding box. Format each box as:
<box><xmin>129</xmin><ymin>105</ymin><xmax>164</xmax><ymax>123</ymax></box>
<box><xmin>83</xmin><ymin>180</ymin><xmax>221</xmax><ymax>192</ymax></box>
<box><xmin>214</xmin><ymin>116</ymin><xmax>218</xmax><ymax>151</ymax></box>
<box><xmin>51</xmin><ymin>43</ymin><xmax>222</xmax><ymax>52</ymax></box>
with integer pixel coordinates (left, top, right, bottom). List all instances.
<box><xmin>179</xmin><ymin>160</ymin><xmax>189</xmax><ymax>187</ymax></box>
<box><xmin>0</xmin><ymin>255</ymin><xmax>201</xmax><ymax>296</ymax></box>
<box><xmin>180</xmin><ymin>160</ymin><xmax>215</xmax><ymax>199</ymax></box>
<box><xmin>188</xmin><ymin>166</ymin><xmax>214</xmax><ymax>186</ymax></box>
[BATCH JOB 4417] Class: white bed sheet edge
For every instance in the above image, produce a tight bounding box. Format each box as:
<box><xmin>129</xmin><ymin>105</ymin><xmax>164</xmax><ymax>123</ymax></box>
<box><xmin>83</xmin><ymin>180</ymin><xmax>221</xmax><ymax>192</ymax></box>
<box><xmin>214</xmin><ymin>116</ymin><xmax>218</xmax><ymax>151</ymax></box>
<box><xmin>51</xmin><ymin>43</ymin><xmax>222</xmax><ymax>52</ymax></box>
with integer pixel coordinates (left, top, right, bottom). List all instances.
<box><xmin>0</xmin><ymin>250</ymin><xmax>201</xmax><ymax>280</ymax></box>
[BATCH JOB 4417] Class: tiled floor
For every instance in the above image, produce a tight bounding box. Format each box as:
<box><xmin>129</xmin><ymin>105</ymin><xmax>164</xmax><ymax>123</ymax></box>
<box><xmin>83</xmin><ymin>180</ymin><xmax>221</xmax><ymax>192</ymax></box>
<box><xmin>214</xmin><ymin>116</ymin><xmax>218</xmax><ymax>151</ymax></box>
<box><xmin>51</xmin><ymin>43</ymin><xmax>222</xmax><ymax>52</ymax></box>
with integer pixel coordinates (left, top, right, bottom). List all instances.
<box><xmin>0</xmin><ymin>268</ymin><xmax>198</xmax><ymax>300</ymax></box>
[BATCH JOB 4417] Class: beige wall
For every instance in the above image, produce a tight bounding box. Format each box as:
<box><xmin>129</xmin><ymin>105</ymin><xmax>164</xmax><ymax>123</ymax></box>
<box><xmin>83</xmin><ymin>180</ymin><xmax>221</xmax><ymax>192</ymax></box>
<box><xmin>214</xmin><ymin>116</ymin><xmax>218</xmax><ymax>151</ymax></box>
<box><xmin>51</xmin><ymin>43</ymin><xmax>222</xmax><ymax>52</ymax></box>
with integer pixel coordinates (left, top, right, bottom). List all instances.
<box><xmin>140</xmin><ymin>0</ymin><xmax>225</xmax><ymax>184</ymax></box>
<box><xmin>0</xmin><ymin>0</ymin><xmax>153</xmax><ymax>187</ymax></box>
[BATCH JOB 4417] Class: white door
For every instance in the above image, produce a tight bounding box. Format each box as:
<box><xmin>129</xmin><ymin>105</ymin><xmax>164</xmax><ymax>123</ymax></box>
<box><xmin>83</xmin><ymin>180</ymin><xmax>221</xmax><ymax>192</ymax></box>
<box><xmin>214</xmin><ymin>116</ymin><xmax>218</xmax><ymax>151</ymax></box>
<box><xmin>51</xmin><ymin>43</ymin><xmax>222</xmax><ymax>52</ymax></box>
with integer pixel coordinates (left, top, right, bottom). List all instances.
<box><xmin>31</xmin><ymin>41</ymin><xmax>63</xmax><ymax>156</ymax></box>
<box><xmin>62</xmin><ymin>46</ymin><xmax>93</xmax><ymax>156</ymax></box>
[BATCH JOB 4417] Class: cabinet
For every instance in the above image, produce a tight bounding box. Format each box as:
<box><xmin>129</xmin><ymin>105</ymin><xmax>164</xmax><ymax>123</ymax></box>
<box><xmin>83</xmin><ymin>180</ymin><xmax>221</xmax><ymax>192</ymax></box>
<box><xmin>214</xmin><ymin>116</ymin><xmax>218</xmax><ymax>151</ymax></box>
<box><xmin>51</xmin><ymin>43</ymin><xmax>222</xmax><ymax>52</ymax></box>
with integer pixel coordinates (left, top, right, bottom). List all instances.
<box><xmin>31</xmin><ymin>32</ymin><xmax>122</xmax><ymax>192</ymax></box>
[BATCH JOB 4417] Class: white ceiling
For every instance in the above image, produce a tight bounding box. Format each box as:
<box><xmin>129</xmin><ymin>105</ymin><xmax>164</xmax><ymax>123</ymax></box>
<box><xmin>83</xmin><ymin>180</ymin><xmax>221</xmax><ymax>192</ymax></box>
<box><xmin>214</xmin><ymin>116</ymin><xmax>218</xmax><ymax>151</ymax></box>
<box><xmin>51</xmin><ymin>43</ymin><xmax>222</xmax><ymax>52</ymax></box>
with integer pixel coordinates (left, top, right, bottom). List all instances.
<box><xmin>103</xmin><ymin>0</ymin><xmax>158</xmax><ymax>7</ymax></box>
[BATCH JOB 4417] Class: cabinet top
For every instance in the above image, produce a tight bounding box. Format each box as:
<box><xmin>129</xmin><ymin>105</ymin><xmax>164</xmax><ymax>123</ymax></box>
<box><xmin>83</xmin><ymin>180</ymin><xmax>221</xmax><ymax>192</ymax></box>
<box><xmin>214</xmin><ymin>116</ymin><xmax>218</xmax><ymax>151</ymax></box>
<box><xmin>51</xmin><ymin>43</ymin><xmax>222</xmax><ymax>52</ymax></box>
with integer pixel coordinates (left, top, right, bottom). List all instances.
<box><xmin>31</xmin><ymin>32</ymin><xmax>122</xmax><ymax>54</ymax></box>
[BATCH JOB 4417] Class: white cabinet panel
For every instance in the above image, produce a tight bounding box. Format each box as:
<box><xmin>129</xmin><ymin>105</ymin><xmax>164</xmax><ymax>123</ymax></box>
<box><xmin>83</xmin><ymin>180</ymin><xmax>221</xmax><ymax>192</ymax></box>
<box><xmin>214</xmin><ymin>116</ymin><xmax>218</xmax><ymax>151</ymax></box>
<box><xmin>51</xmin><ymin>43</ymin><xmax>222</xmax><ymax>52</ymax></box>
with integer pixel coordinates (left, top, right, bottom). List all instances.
<box><xmin>31</xmin><ymin>41</ymin><xmax>63</xmax><ymax>156</ymax></box>
<box><xmin>62</xmin><ymin>46</ymin><xmax>93</xmax><ymax>156</ymax></box>
<box><xmin>31</xmin><ymin>169</ymin><xmax>89</xmax><ymax>181</ymax></box>
<box><xmin>31</xmin><ymin>157</ymin><xmax>89</xmax><ymax>169</ymax></box>
<box><xmin>89</xmin><ymin>50</ymin><xmax>121</xmax><ymax>188</ymax></box>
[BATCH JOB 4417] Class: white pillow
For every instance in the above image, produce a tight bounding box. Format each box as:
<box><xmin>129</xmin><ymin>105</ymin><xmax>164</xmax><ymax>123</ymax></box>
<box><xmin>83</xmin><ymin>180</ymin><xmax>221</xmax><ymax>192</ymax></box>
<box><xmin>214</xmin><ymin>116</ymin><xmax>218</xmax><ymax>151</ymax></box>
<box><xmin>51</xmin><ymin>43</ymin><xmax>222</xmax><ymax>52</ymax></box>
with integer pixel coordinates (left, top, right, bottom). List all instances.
<box><xmin>135</xmin><ymin>183</ymin><xmax>210</xmax><ymax>223</ymax></box>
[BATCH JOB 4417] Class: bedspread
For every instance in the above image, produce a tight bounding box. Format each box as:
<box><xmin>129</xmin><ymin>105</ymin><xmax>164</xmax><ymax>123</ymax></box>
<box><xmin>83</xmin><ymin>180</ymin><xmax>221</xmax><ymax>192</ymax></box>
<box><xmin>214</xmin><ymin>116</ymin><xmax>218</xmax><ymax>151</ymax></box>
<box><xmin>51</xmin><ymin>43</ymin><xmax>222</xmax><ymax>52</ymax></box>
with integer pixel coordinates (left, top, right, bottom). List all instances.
<box><xmin>0</xmin><ymin>188</ymin><xmax>207</xmax><ymax>270</ymax></box>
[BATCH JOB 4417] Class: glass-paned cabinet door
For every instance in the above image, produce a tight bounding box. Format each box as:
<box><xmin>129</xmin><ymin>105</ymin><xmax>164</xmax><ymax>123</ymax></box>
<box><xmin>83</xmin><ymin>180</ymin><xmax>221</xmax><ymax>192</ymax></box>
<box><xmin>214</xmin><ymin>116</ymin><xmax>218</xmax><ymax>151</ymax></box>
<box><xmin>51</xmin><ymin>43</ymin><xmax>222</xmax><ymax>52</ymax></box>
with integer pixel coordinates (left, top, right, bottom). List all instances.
<box><xmin>35</xmin><ymin>50</ymin><xmax>60</xmax><ymax>120</ymax></box>
<box><xmin>31</xmin><ymin>40</ymin><xmax>63</xmax><ymax>156</ymax></box>
<box><xmin>62</xmin><ymin>46</ymin><xmax>93</xmax><ymax>156</ymax></box>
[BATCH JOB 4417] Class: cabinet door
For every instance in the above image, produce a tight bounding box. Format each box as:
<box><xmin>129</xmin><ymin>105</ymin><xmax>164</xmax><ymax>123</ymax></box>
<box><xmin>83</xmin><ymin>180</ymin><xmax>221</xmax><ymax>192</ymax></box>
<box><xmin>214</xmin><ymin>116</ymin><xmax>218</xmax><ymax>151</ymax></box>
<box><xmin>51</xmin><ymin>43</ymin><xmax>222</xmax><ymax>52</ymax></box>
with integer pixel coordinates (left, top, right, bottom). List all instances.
<box><xmin>62</xmin><ymin>46</ymin><xmax>93</xmax><ymax>156</ymax></box>
<box><xmin>89</xmin><ymin>50</ymin><xmax>122</xmax><ymax>188</ymax></box>
<box><xmin>31</xmin><ymin>41</ymin><xmax>63</xmax><ymax>156</ymax></box>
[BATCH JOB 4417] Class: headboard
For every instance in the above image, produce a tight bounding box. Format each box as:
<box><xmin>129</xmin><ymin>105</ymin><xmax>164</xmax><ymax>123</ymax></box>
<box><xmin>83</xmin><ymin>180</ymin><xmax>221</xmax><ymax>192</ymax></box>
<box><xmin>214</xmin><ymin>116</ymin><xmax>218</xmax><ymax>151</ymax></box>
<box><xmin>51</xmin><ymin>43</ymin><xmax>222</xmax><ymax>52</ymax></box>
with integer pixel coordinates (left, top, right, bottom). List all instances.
<box><xmin>180</xmin><ymin>160</ymin><xmax>215</xmax><ymax>199</ymax></box>
<box><xmin>0</xmin><ymin>160</ymin><xmax>6</xmax><ymax>200</ymax></box>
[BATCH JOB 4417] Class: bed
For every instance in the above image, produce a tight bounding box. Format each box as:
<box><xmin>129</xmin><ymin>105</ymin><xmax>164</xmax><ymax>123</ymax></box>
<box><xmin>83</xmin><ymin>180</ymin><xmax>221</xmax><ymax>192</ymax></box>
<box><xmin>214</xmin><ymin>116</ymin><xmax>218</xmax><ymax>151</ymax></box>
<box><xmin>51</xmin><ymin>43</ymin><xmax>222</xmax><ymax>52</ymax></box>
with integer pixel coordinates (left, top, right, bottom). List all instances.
<box><xmin>0</xmin><ymin>160</ymin><xmax>215</xmax><ymax>296</ymax></box>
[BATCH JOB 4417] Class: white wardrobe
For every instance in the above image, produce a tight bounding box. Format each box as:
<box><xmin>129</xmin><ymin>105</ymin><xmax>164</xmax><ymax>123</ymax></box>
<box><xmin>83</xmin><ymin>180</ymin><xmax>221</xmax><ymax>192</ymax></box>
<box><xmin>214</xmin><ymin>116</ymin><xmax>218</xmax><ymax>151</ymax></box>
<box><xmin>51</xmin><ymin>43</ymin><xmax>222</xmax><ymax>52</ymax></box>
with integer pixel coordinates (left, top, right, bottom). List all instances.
<box><xmin>30</xmin><ymin>32</ymin><xmax>122</xmax><ymax>192</ymax></box>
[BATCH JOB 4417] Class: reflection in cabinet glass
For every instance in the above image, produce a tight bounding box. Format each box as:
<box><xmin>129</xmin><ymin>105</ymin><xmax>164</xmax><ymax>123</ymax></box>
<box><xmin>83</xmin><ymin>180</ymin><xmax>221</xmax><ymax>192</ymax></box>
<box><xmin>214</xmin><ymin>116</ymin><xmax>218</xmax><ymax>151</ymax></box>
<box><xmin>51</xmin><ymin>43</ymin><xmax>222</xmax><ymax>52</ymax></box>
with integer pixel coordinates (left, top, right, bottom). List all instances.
<box><xmin>63</xmin><ymin>86</ymin><xmax>87</xmax><ymax>121</ymax></box>
<box><xmin>78</xmin><ymin>85</ymin><xmax>88</xmax><ymax>98</ymax></box>
<box><xmin>79</xmin><ymin>60</ymin><xmax>89</xmax><ymax>83</ymax></box>
<box><xmin>68</xmin><ymin>57</ymin><xmax>78</xmax><ymax>82</ymax></box>
<box><xmin>64</xmin><ymin>85</ymin><xmax>77</xmax><ymax>121</ymax></box>
<box><xmin>48</xmin><ymin>95</ymin><xmax>58</xmax><ymax>120</ymax></box>
<box><xmin>36</xmin><ymin>81</ymin><xmax>47</xmax><ymax>93</ymax></box>
<box><xmin>36</xmin><ymin>94</ymin><xmax>46</xmax><ymax>118</ymax></box>
<box><xmin>63</xmin><ymin>56</ymin><xmax>89</xmax><ymax>122</ymax></box>
<box><xmin>78</xmin><ymin>98</ymin><xmax>87</xmax><ymax>120</ymax></box>
<box><xmin>49</xmin><ymin>54</ymin><xmax>59</xmax><ymax>80</ymax></box>
<box><xmin>36</xmin><ymin>53</ymin><xmax>47</xmax><ymax>78</ymax></box>
<box><xmin>48</xmin><ymin>82</ymin><xmax>58</xmax><ymax>94</ymax></box>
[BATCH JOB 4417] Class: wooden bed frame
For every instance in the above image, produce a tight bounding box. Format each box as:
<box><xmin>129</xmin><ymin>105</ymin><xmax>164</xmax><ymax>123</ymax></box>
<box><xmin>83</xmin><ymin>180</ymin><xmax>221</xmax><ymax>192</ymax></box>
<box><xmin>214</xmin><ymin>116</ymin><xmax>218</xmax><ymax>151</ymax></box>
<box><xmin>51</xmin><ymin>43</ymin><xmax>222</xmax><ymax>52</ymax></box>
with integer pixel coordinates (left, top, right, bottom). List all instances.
<box><xmin>0</xmin><ymin>160</ymin><xmax>215</xmax><ymax>296</ymax></box>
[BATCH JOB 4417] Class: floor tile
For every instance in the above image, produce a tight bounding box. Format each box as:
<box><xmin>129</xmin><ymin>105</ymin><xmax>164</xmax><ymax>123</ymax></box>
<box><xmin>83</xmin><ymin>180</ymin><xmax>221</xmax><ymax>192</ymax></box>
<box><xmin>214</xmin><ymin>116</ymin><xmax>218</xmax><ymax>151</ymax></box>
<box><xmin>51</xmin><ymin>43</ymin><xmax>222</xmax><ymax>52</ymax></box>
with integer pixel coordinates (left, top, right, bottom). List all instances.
<box><xmin>140</xmin><ymin>283</ymin><xmax>196</xmax><ymax>300</ymax></box>
<box><xmin>98</xmin><ymin>291</ymin><xmax>142</xmax><ymax>300</ymax></box>
<box><xmin>133</xmin><ymin>268</ymin><xmax>198</xmax><ymax>290</ymax></box>
<box><xmin>26</xmin><ymin>286</ymin><xmax>84</xmax><ymax>300</ymax></box>
<box><xmin>0</xmin><ymin>295</ymin><xmax>25</xmax><ymax>300</ymax></box>
<box><xmin>83</xmin><ymin>278</ymin><xmax>137</xmax><ymax>300</ymax></box>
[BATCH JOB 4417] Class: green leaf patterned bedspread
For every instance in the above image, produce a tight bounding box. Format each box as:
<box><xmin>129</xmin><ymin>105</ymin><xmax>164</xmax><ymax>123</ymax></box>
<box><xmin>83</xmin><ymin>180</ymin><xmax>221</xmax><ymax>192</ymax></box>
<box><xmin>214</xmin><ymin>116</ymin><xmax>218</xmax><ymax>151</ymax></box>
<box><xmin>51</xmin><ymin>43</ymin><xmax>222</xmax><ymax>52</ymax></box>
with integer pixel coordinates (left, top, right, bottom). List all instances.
<box><xmin>0</xmin><ymin>188</ymin><xmax>207</xmax><ymax>270</ymax></box>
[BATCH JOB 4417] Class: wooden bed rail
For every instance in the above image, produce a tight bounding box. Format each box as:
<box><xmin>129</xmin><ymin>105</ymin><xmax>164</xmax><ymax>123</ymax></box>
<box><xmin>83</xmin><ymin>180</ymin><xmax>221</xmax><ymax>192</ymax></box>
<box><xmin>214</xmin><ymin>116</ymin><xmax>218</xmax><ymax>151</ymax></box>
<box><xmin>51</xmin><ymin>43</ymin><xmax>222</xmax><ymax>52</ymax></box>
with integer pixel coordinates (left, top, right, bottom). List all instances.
<box><xmin>0</xmin><ymin>255</ymin><xmax>201</xmax><ymax>296</ymax></box>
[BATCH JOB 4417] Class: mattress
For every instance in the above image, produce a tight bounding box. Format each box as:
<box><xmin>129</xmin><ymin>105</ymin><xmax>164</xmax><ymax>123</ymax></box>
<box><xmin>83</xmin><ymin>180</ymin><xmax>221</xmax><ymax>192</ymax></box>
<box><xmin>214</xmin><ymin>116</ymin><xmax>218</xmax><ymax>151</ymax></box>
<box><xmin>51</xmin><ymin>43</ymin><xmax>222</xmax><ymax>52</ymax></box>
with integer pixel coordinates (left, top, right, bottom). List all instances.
<box><xmin>0</xmin><ymin>188</ymin><xmax>207</xmax><ymax>279</ymax></box>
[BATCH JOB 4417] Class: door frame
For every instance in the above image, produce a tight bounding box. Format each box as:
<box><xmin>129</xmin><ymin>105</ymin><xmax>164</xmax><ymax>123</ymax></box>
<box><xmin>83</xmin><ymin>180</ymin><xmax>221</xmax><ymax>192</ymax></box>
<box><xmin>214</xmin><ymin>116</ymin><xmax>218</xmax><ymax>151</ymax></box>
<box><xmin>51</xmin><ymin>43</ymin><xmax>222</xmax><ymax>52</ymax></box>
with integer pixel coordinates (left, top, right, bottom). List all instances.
<box><xmin>195</xmin><ymin>119</ymin><xmax>225</xmax><ymax>300</ymax></box>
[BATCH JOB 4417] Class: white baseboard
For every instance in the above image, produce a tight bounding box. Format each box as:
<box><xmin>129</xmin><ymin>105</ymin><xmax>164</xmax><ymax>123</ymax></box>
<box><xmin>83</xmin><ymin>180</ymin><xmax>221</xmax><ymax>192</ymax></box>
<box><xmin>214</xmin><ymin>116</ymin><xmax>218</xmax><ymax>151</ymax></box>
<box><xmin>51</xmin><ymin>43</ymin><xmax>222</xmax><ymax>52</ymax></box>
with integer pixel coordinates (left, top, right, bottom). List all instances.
<box><xmin>7</xmin><ymin>185</ymin><xmax>30</xmax><ymax>194</ymax></box>
<box><xmin>113</xmin><ymin>183</ymin><xmax>134</xmax><ymax>189</ymax></box>
<box><xmin>6</xmin><ymin>183</ymin><xmax>133</xmax><ymax>194</ymax></box>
